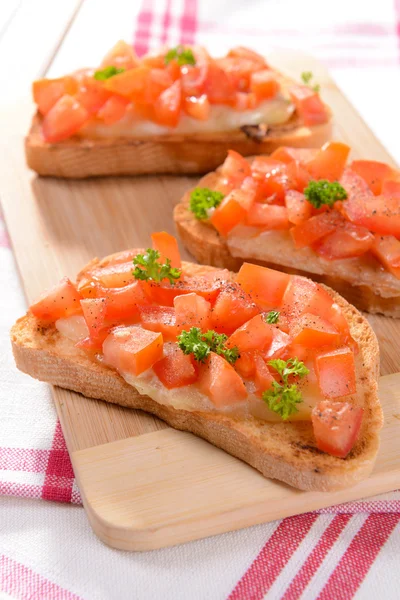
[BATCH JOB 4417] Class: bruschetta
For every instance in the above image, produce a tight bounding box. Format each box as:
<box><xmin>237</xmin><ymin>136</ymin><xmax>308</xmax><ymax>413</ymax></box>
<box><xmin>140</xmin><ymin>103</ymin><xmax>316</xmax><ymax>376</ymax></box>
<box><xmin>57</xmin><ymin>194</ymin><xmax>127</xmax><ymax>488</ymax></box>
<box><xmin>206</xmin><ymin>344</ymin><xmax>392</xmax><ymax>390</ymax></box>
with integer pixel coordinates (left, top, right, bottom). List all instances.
<box><xmin>11</xmin><ymin>232</ymin><xmax>382</xmax><ymax>491</ymax></box>
<box><xmin>26</xmin><ymin>42</ymin><xmax>331</xmax><ymax>178</ymax></box>
<box><xmin>174</xmin><ymin>142</ymin><xmax>400</xmax><ymax>316</ymax></box>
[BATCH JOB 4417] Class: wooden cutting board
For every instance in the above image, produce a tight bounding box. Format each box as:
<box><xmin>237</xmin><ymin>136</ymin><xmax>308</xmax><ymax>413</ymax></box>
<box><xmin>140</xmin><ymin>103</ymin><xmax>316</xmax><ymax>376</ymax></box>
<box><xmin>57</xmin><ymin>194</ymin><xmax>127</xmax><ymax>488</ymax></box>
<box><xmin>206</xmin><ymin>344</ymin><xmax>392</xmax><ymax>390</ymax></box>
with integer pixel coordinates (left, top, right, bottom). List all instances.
<box><xmin>1</xmin><ymin>52</ymin><xmax>400</xmax><ymax>551</ymax></box>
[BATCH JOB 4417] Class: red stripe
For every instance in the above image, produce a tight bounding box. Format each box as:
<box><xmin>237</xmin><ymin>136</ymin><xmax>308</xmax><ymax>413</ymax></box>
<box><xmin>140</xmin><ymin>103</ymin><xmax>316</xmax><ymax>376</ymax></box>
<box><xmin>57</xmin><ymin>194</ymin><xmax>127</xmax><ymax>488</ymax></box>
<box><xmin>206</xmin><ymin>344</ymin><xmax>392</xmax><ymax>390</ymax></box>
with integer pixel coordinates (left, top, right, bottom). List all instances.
<box><xmin>160</xmin><ymin>0</ymin><xmax>173</xmax><ymax>45</ymax></box>
<box><xmin>0</xmin><ymin>481</ymin><xmax>44</xmax><ymax>499</ymax></box>
<box><xmin>395</xmin><ymin>0</ymin><xmax>400</xmax><ymax>62</ymax></box>
<box><xmin>228</xmin><ymin>513</ymin><xmax>318</xmax><ymax>600</ymax></box>
<box><xmin>133</xmin><ymin>0</ymin><xmax>154</xmax><ymax>56</ymax></box>
<box><xmin>180</xmin><ymin>0</ymin><xmax>198</xmax><ymax>45</ymax></box>
<box><xmin>41</xmin><ymin>421</ymin><xmax>74</xmax><ymax>503</ymax></box>
<box><xmin>282</xmin><ymin>515</ymin><xmax>352</xmax><ymax>600</ymax></box>
<box><xmin>0</xmin><ymin>554</ymin><xmax>82</xmax><ymax>600</ymax></box>
<box><xmin>318</xmin><ymin>513</ymin><xmax>400</xmax><ymax>599</ymax></box>
<box><xmin>0</xmin><ymin>447</ymin><xmax>49</xmax><ymax>472</ymax></box>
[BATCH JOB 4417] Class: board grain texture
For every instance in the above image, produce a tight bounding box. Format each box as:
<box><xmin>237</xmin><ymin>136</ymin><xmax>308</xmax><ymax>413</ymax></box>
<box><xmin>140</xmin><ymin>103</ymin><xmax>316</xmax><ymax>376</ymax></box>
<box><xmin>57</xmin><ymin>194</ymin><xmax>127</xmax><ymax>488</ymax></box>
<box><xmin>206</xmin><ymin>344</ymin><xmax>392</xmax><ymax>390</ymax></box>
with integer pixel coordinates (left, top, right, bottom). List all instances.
<box><xmin>1</xmin><ymin>52</ymin><xmax>400</xmax><ymax>551</ymax></box>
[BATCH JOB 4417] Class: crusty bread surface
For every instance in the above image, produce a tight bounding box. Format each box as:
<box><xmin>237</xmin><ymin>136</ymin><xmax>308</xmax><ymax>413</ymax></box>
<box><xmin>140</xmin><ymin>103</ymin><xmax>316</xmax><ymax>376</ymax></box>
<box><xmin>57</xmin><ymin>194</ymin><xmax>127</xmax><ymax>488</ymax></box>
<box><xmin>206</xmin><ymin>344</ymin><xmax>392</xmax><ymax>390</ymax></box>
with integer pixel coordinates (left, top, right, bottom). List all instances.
<box><xmin>11</xmin><ymin>259</ymin><xmax>382</xmax><ymax>492</ymax></box>
<box><xmin>174</xmin><ymin>171</ymin><xmax>400</xmax><ymax>317</ymax></box>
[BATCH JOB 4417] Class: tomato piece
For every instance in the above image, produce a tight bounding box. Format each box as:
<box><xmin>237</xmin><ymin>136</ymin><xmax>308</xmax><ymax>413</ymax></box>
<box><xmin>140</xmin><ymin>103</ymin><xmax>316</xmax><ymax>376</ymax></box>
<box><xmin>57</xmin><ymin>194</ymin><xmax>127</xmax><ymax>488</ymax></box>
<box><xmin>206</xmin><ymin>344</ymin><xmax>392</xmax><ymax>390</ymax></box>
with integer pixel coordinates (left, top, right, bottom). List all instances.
<box><xmin>236</xmin><ymin>263</ymin><xmax>291</xmax><ymax>310</ymax></box>
<box><xmin>343</xmin><ymin>193</ymin><xmax>400</xmax><ymax>237</ymax></box>
<box><xmin>246</xmin><ymin>204</ymin><xmax>290</xmax><ymax>229</ymax></box>
<box><xmin>174</xmin><ymin>293</ymin><xmax>211</xmax><ymax>330</ymax></box>
<box><xmin>253</xmin><ymin>354</ymin><xmax>274</xmax><ymax>395</ymax></box>
<box><xmin>97</xmin><ymin>95</ymin><xmax>129</xmax><ymax>125</ymax></box>
<box><xmin>88</xmin><ymin>262</ymin><xmax>134</xmax><ymax>288</ymax></box>
<box><xmin>183</xmin><ymin>94</ymin><xmax>211</xmax><ymax>120</ymax></box>
<box><xmin>101</xmin><ymin>40</ymin><xmax>140</xmax><ymax>71</ymax></box>
<box><xmin>211</xmin><ymin>283</ymin><xmax>260</xmax><ymax>334</ymax></box>
<box><xmin>75</xmin><ymin>77</ymin><xmax>111</xmax><ymax>114</ymax></box>
<box><xmin>250</xmin><ymin>70</ymin><xmax>279</xmax><ymax>99</ymax></box>
<box><xmin>262</xmin><ymin>328</ymin><xmax>291</xmax><ymax>360</ymax></box>
<box><xmin>315</xmin><ymin>347</ymin><xmax>356</xmax><ymax>398</ymax></box>
<box><xmin>291</xmin><ymin>210</ymin><xmax>344</xmax><ymax>249</ymax></box>
<box><xmin>234</xmin><ymin>91</ymin><xmax>258</xmax><ymax>111</ymax></box>
<box><xmin>289</xmin><ymin>85</ymin><xmax>328</xmax><ymax>126</ymax></box>
<box><xmin>180</xmin><ymin>64</ymin><xmax>208</xmax><ymax>96</ymax></box>
<box><xmin>143</xmin><ymin>68</ymin><xmax>173</xmax><ymax>104</ymax></box>
<box><xmin>204</xmin><ymin>62</ymin><xmax>236</xmax><ymax>105</ymax></box>
<box><xmin>153</xmin><ymin>80</ymin><xmax>182</xmax><ymax>127</ymax></box>
<box><xmin>210</xmin><ymin>192</ymin><xmax>247</xmax><ymax>236</ymax></box>
<box><xmin>30</xmin><ymin>277</ymin><xmax>82</xmax><ymax>321</ymax></box>
<box><xmin>281</xmin><ymin>277</ymin><xmax>322</xmax><ymax>324</ymax></box>
<box><xmin>227</xmin><ymin>314</ymin><xmax>273</xmax><ymax>353</ymax></box>
<box><xmin>291</xmin><ymin>313</ymin><xmax>341</xmax><ymax>349</ymax></box>
<box><xmin>228</xmin><ymin>47</ymin><xmax>266</xmax><ymax>66</ymax></box>
<box><xmin>139</xmin><ymin>306</ymin><xmax>180</xmax><ymax>341</ymax></box>
<box><xmin>371</xmin><ymin>235</ymin><xmax>400</xmax><ymax>279</ymax></box>
<box><xmin>198</xmin><ymin>352</ymin><xmax>247</xmax><ymax>407</ymax></box>
<box><xmin>314</xmin><ymin>222</ymin><xmax>374</xmax><ymax>260</ymax></box>
<box><xmin>382</xmin><ymin>178</ymin><xmax>400</xmax><ymax>198</ymax></box>
<box><xmin>33</xmin><ymin>77</ymin><xmax>77</xmax><ymax>115</ymax></box>
<box><xmin>149</xmin><ymin>275</ymin><xmax>222</xmax><ymax>306</ymax></box>
<box><xmin>312</xmin><ymin>400</ymin><xmax>363</xmax><ymax>458</ymax></box>
<box><xmin>104</xmin><ymin>66</ymin><xmax>150</xmax><ymax>99</ymax></box>
<box><xmin>251</xmin><ymin>157</ymin><xmax>284</xmax><ymax>178</ymax></box>
<box><xmin>103</xmin><ymin>326</ymin><xmax>163</xmax><ymax>376</ymax></box>
<box><xmin>153</xmin><ymin>342</ymin><xmax>198</xmax><ymax>388</ymax></box>
<box><xmin>234</xmin><ymin>350</ymin><xmax>256</xmax><ymax>378</ymax></box>
<box><xmin>285</xmin><ymin>190</ymin><xmax>312</xmax><ymax>225</ymax></box>
<box><xmin>339</xmin><ymin>168</ymin><xmax>373</xmax><ymax>200</ymax></box>
<box><xmin>42</xmin><ymin>95</ymin><xmax>89</xmax><ymax>143</ymax></box>
<box><xmin>101</xmin><ymin>281</ymin><xmax>150</xmax><ymax>321</ymax></box>
<box><xmin>220</xmin><ymin>150</ymin><xmax>252</xmax><ymax>187</ymax></box>
<box><xmin>286</xmin><ymin>162</ymin><xmax>312</xmax><ymax>193</ymax></box>
<box><xmin>151</xmin><ymin>231</ymin><xmax>181</xmax><ymax>269</ymax></box>
<box><xmin>350</xmin><ymin>160</ymin><xmax>394</xmax><ymax>195</ymax></box>
<box><xmin>269</xmin><ymin>147</ymin><xmax>318</xmax><ymax>165</ymax></box>
<box><xmin>80</xmin><ymin>298</ymin><xmax>107</xmax><ymax>339</ymax></box>
<box><xmin>305</xmin><ymin>142</ymin><xmax>350</xmax><ymax>182</ymax></box>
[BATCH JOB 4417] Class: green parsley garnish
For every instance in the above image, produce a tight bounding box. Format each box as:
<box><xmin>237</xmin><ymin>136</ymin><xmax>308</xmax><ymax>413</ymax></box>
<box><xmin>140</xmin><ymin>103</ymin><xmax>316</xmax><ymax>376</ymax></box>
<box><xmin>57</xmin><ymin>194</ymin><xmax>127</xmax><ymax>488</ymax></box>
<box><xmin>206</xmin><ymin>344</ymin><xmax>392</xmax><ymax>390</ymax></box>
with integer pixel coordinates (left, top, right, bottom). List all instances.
<box><xmin>266</xmin><ymin>310</ymin><xmax>280</xmax><ymax>324</ymax></box>
<box><xmin>177</xmin><ymin>327</ymin><xmax>239</xmax><ymax>365</ymax></box>
<box><xmin>165</xmin><ymin>45</ymin><xmax>196</xmax><ymax>66</ymax></box>
<box><xmin>262</xmin><ymin>357</ymin><xmax>309</xmax><ymax>420</ymax></box>
<box><xmin>190</xmin><ymin>187</ymin><xmax>225</xmax><ymax>220</ymax></box>
<box><xmin>132</xmin><ymin>249</ymin><xmax>181</xmax><ymax>284</ymax></box>
<box><xmin>304</xmin><ymin>180</ymin><xmax>348</xmax><ymax>209</ymax></box>
<box><xmin>301</xmin><ymin>70</ymin><xmax>320</xmax><ymax>93</ymax></box>
<box><xmin>94</xmin><ymin>66</ymin><xmax>125</xmax><ymax>81</ymax></box>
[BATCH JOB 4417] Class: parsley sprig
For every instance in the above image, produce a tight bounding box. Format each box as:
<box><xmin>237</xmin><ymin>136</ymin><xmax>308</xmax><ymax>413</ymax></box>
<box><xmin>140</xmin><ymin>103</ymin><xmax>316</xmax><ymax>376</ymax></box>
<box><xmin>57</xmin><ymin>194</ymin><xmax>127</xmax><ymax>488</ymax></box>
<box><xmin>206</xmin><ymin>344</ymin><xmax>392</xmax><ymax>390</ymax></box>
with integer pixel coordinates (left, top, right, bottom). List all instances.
<box><xmin>304</xmin><ymin>180</ymin><xmax>348</xmax><ymax>209</ymax></box>
<box><xmin>177</xmin><ymin>327</ymin><xmax>239</xmax><ymax>365</ymax></box>
<box><xmin>301</xmin><ymin>71</ymin><xmax>320</xmax><ymax>93</ymax></box>
<box><xmin>132</xmin><ymin>249</ymin><xmax>181</xmax><ymax>284</ymax></box>
<box><xmin>265</xmin><ymin>310</ymin><xmax>280</xmax><ymax>324</ymax></box>
<box><xmin>94</xmin><ymin>66</ymin><xmax>125</xmax><ymax>80</ymax></box>
<box><xmin>262</xmin><ymin>358</ymin><xmax>309</xmax><ymax>420</ymax></box>
<box><xmin>190</xmin><ymin>187</ymin><xmax>225</xmax><ymax>220</ymax></box>
<box><xmin>165</xmin><ymin>45</ymin><xmax>196</xmax><ymax>66</ymax></box>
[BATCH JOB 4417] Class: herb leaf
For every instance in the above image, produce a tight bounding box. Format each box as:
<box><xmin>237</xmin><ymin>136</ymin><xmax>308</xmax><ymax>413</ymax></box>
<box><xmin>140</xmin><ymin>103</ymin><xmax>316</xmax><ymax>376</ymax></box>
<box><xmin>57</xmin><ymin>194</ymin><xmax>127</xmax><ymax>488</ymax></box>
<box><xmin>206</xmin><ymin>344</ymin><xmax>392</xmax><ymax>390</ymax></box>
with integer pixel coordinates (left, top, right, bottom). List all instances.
<box><xmin>165</xmin><ymin>45</ymin><xmax>196</xmax><ymax>66</ymax></box>
<box><xmin>177</xmin><ymin>327</ymin><xmax>239</xmax><ymax>364</ymax></box>
<box><xmin>133</xmin><ymin>249</ymin><xmax>181</xmax><ymax>284</ymax></box>
<box><xmin>190</xmin><ymin>187</ymin><xmax>225</xmax><ymax>220</ymax></box>
<box><xmin>94</xmin><ymin>66</ymin><xmax>125</xmax><ymax>81</ymax></box>
<box><xmin>301</xmin><ymin>70</ymin><xmax>320</xmax><ymax>93</ymax></box>
<box><xmin>262</xmin><ymin>357</ymin><xmax>309</xmax><ymax>420</ymax></box>
<box><xmin>304</xmin><ymin>180</ymin><xmax>348</xmax><ymax>209</ymax></box>
<box><xmin>266</xmin><ymin>310</ymin><xmax>280</xmax><ymax>324</ymax></box>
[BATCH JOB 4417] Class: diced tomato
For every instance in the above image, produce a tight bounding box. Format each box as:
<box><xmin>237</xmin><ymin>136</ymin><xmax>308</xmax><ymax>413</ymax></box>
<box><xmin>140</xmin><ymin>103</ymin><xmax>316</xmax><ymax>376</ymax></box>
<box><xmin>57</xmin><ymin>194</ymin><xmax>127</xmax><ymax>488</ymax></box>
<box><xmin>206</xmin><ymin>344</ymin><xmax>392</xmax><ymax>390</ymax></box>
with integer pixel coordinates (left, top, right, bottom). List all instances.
<box><xmin>227</xmin><ymin>46</ymin><xmax>266</xmax><ymax>66</ymax></box>
<box><xmin>139</xmin><ymin>306</ymin><xmax>180</xmax><ymax>341</ymax></box>
<box><xmin>253</xmin><ymin>354</ymin><xmax>275</xmax><ymax>395</ymax></box>
<box><xmin>281</xmin><ymin>277</ymin><xmax>321</xmax><ymax>324</ymax></box>
<box><xmin>251</xmin><ymin>157</ymin><xmax>284</xmax><ymax>178</ymax></box>
<box><xmin>339</xmin><ymin>168</ymin><xmax>373</xmax><ymax>200</ymax></box>
<box><xmin>211</xmin><ymin>283</ymin><xmax>260</xmax><ymax>334</ymax></box>
<box><xmin>246</xmin><ymin>204</ymin><xmax>290</xmax><ymax>229</ymax></box>
<box><xmin>33</xmin><ymin>77</ymin><xmax>77</xmax><ymax>115</ymax></box>
<box><xmin>286</xmin><ymin>162</ymin><xmax>312</xmax><ymax>193</ymax></box>
<box><xmin>42</xmin><ymin>95</ymin><xmax>89</xmax><ymax>143</ymax></box>
<box><xmin>343</xmin><ymin>193</ymin><xmax>400</xmax><ymax>238</ymax></box>
<box><xmin>227</xmin><ymin>314</ymin><xmax>273</xmax><ymax>353</ymax></box>
<box><xmin>30</xmin><ymin>277</ymin><xmax>82</xmax><ymax>321</ymax></box>
<box><xmin>203</xmin><ymin>62</ymin><xmax>236</xmax><ymax>105</ymax></box>
<box><xmin>80</xmin><ymin>298</ymin><xmax>107</xmax><ymax>338</ymax></box>
<box><xmin>76</xmin><ymin>334</ymin><xmax>108</xmax><ymax>353</ymax></box>
<box><xmin>153</xmin><ymin>342</ymin><xmax>198</xmax><ymax>388</ymax></box>
<box><xmin>180</xmin><ymin>63</ymin><xmax>208</xmax><ymax>95</ymax></box>
<box><xmin>382</xmin><ymin>178</ymin><xmax>400</xmax><ymax>198</ymax></box>
<box><xmin>104</xmin><ymin>66</ymin><xmax>150</xmax><ymax>99</ymax></box>
<box><xmin>210</xmin><ymin>192</ymin><xmax>247</xmax><ymax>236</ymax></box>
<box><xmin>144</xmin><ymin>68</ymin><xmax>173</xmax><ymax>104</ymax></box>
<box><xmin>371</xmin><ymin>235</ymin><xmax>400</xmax><ymax>279</ymax></box>
<box><xmin>148</xmin><ymin>275</ymin><xmax>222</xmax><ymax>306</ymax></box>
<box><xmin>285</xmin><ymin>190</ymin><xmax>312</xmax><ymax>224</ymax></box>
<box><xmin>350</xmin><ymin>160</ymin><xmax>394</xmax><ymax>195</ymax></box>
<box><xmin>269</xmin><ymin>147</ymin><xmax>318</xmax><ymax>165</ymax></box>
<box><xmin>166</xmin><ymin>59</ymin><xmax>181</xmax><ymax>81</ymax></box>
<box><xmin>101</xmin><ymin>281</ymin><xmax>150</xmax><ymax>321</ymax></box>
<box><xmin>234</xmin><ymin>91</ymin><xmax>258</xmax><ymax>111</ymax></box>
<box><xmin>304</xmin><ymin>142</ymin><xmax>350</xmax><ymax>182</ymax></box>
<box><xmin>236</xmin><ymin>263</ymin><xmax>291</xmax><ymax>310</ymax></box>
<box><xmin>75</xmin><ymin>77</ymin><xmax>111</xmax><ymax>114</ymax></box>
<box><xmin>220</xmin><ymin>150</ymin><xmax>252</xmax><ymax>187</ymax></box>
<box><xmin>101</xmin><ymin>40</ymin><xmax>140</xmax><ymax>71</ymax></box>
<box><xmin>234</xmin><ymin>350</ymin><xmax>256</xmax><ymax>378</ymax></box>
<box><xmin>151</xmin><ymin>231</ymin><xmax>181</xmax><ymax>269</ymax></box>
<box><xmin>250</xmin><ymin>70</ymin><xmax>279</xmax><ymax>99</ymax></box>
<box><xmin>103</xmin><ymin>326</ymin><xmax>163</xmax><ymax>376</ymax></box>
<box><xmin>315</xmin><ymin>347</ymin><xmax>356</xmax><ymax>398</ymax></box>
<box><xmin>88</xmin><ymin>262</ymin><xmax>134</xmax><ymax>288</ymax></box>
<box><xmin>291</xmin><ymin>210</ymin><xmax>344</xmax><ymax>249</ymax></box>
<box><xmin>262</xmin><ymin>328</ymin><xmax>291</xmax><ymax>360</ymax></box>
<box><xmin>174</xmin><ymin>293</ymin><xmax>211</xmax><ymax>330</ymax></box>
<box><xmin>314</xmin><ymin>222</ymin><xmax>374</xmax><ymax>260</ymax></box>
<box><xmin>289</xmin><ymin>85</ymin><xmax>328</xmax><ymax>126</ymax></box>
<box><xmin>198</xmin><ymin>352</ymin><xmax>247</xmax><ymax>407</ymax></box>
<box><xmin>217</xmin><ymin>56</ymin><xmax>260</xmax><ymax>90</ymax></box>
<box><xmin>141</xmin><ymin>53</ymin><xmax>167</xmax><ymax>69</ymax></box>
<box><xmin>312</xmin><ymin>400</ymin><xmax>363</xmax><ymax>458</ymax></box>
<box><xmin>291</xmin><ymin>313</ymin><xmax>341</xmax><ymax>349</ymax></box>
<box><xmin>154</xmin><ymin>80</ymin><xmax>182</xmax><ymax>127</ymax></box>
<box><xmin>183</xmin><ymin>94</ymin><xmax>211</xmax><ymax>120</ymax></box>
<box><xmin>97</xmin><ymin>95</ymin><xmax>129</xmax><ymax>125</ymax></box>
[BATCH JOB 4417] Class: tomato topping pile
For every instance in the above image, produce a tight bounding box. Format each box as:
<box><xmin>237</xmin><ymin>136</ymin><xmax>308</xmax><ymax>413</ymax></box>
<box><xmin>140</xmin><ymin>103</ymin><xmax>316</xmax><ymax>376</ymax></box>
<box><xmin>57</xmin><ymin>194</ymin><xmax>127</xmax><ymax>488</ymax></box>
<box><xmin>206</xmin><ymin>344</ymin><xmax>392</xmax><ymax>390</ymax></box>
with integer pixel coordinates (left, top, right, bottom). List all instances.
<box><xmin>190</xmin><ymin>143</ymin><xmax>400</xmax><ymax>279</ymax></box>
<box><xmin>32</xmin><ymin>42</ymin><xmax>328</xmax><ymax>142</ymax></box>
<box><xmin>29</xmin><ymin>232</ymin><xmax>362</xmax><ymax>459</ymax></box>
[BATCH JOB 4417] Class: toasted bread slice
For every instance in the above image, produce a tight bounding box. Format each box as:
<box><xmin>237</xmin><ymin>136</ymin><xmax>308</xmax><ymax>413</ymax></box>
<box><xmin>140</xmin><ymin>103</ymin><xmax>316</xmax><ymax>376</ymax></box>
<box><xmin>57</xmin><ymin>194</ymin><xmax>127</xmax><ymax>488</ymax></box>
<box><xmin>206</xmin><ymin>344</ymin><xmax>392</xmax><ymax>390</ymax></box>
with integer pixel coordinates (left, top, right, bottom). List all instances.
<box><xmin>174</xmin><ymin>171</ymin><xmax>400</xmax><ymax>317</ymax></box>
<box><xmin>25</xmin><ymin>106</ymin><xmax>332</xmax><ymax>178</ymax></box>
<box><xmin>11</xmin><ymin>259</ymin><xmax>382</xmax><ymax>492</ymax></box>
